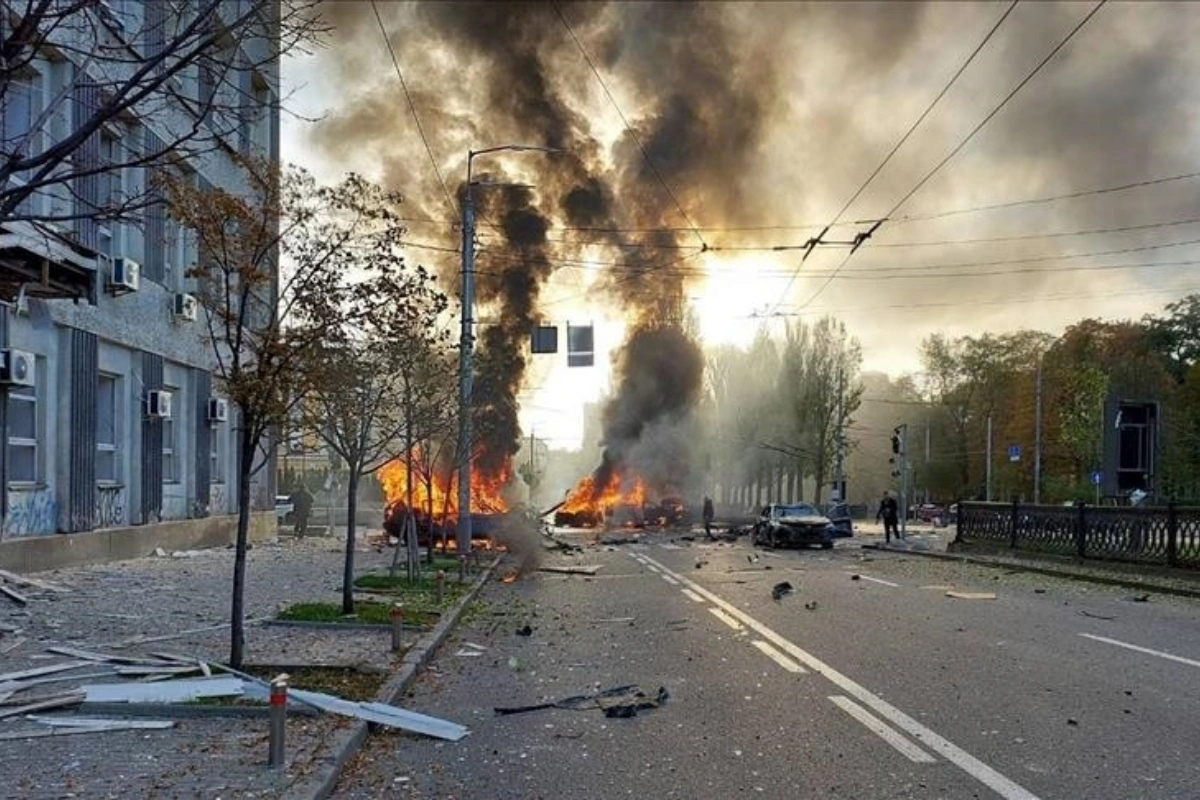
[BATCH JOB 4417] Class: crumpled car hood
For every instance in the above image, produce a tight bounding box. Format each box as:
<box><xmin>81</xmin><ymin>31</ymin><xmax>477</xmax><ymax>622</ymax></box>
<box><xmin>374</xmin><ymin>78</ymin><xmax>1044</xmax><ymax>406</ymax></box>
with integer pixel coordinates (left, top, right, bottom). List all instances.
<box><xmin>775</xmin><ymin>515</ymin><xmax>830</xmax><ymax>526</ymax></box>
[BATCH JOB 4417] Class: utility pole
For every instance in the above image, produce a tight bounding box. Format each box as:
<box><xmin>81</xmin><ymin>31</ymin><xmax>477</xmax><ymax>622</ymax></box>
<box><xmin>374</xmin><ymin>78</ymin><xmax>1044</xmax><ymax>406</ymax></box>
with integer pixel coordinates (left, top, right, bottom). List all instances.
<box><xmin>456</xmin><ymin>169</ymin><xmax>477</xmax><ymax>554</ymax></box>
<box><xmin>985</xmin><ymin>413</ymin><xmax>993</xmax><ymax>502</ymax></box>
<box><xmin>924</xmin><ymin>420</ymin><xmax>931</xmax><ymax>504</ymax></box>
<box><xmin>1034</xmin><ymin>355</ymin><xmax>1043</xmax><ymax>505</ymax></box>
<box><xmin>833</xmin><ymin>366</ymin><xmax>845</xmax><ymax>505</ymax></box>
<box><xmin>899</xmin><ymin>424</ymin><xmax>909</xmax><ymax>537</ymax></box>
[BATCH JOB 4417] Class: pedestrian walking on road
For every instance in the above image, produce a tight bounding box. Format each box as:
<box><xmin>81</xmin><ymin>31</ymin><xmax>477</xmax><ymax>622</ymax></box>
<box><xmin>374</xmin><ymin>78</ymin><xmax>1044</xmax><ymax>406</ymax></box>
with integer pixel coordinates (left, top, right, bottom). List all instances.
<box><xmin>876</xmin><ymin>492</ymin><xmax>899</xmax><ymax>543</ymax></box>
<box><xmin>702</xmin><ymin>496</ymin><xmax>715</xmax><ymax>539</ymax></box>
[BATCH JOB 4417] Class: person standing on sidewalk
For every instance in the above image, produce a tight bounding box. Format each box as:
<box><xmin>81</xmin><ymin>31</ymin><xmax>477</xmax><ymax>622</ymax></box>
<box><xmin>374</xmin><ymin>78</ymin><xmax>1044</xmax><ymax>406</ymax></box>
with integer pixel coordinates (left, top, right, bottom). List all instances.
<box><xmin>876</xmin><ymin>492</ymin><xmax>899</xmax><ymax>542</ymax></box>
<box><xmin>291</xmin><ymin>484</ymin><xmax>314</xmax><ymax>538</ymax></box>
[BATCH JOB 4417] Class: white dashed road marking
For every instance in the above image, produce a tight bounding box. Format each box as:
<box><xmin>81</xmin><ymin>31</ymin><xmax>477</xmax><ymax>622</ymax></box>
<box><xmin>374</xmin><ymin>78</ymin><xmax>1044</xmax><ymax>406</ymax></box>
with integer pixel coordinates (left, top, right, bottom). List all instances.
<box><xmin>661</xmin><ymin>574</ymin><xmax>679</xmax><ymax>585</ymax></box>
<box><xmin>681</xmin><ymin>588</ymin><xmax>705</xmax><ymax>603</ymax></box>
<box><xmin>708</xmin><ymin>607</ymin><xmax>743</xmax><ymax>631</ymax></box>
<box><xmin>830</xmin><ymin>695</ymin><xmax>936</xmax><ymax>763</ymax></box>
<box><xmin>857</xmin><ymin>575</ymin><xmax>900</xmax><ymax>588</ymax></box>
<box><xmin>641</xmin><ymin>553</ymin><xmax>1040</xmax><ymax>800</ymax></box>
<box><xmin>751</xmin><ymin>640</ymin><xmax>807</xmax><ymax>674</ymax></box>
<box><xmin>1081</xmin><ymin>633</ymin><xmax>1200</xmax><ymax>670</ymax></box>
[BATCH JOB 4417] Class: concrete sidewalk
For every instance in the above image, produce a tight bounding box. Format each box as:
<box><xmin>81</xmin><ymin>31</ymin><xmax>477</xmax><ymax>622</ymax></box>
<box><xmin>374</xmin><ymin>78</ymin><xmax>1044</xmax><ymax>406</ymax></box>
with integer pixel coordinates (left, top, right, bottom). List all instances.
<box><xmin>855</xmin><ymin>522</ymin><xmax>1200</xmax><ymax>600</ymax></box>
<box><xmin>0</xmin><ymin>532</ymin><xmax>489</xmax><ymax>799</ymax></box>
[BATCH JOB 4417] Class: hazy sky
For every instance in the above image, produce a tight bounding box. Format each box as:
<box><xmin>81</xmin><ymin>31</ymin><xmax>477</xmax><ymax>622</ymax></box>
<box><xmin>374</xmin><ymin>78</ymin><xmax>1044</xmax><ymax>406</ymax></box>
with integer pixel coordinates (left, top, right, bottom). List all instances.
<box><xmin>281</xmin><ymin>1</ymin><xmax>1200</xmax><ymax>449</ymax></box>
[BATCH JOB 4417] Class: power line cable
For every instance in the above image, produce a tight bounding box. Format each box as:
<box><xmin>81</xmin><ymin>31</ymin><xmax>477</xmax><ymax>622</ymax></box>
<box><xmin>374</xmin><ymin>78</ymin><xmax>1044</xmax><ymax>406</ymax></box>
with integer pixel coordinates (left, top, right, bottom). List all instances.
<box><xmin>894</xmin><ymin>169</ymin><xmax>1200</xmax><ymax>224</ymax></box>
<box><xmin>770</xmin><ymin>1</ymin><xmax>1018</xmax><ymax>317</ymax></box>
<box><xmin>832</xmin><ymin>1</ymin><xmax>1020</xmax><ymax>227</ymax></box>
<box><xmin>369</xmin><ymin>1</ymin><xmax>457</xmax><ymax>218</ymax></box>
<box><xmin>553</xmin><ymin>2</ymin><xmax>709</xmax><ymax>252</ymax></box>
<box><xmin>882</xmin><ymin>0</ymin><xmax>1107</xmax><ymax>221</ymax></box>
<box><xmin>797</xmin><ymin>0</ymin><xmax>1107</xmax><ymax>314</ymax></box>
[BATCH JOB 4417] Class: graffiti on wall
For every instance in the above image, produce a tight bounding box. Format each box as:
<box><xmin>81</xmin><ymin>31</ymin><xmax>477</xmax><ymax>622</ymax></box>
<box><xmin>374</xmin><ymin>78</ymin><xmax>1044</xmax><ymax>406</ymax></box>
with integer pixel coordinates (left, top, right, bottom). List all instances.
<box><xmin>5</xmin><ymin>489</ymin><xmax>58</xmax><ymax>536</ymax></box>
<box><xmin>94</xmin><ymin>486</ymin><xmax>126</xmax><ymax>529</ymax></box>
<box><xmin>210</xmin><ymin>483</ymin><xmax>228</xmax><ymax>516</ymax></box>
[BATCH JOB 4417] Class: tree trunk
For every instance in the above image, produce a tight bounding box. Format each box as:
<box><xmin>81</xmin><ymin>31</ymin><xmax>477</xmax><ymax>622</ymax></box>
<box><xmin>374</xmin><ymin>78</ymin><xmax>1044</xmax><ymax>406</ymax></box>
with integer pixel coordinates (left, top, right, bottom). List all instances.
<box><xmin>342</xmin><ymin>468</ymin><xmax>360</xmax><ymax>615</ymax></box>
<box><xmin>229</xmin><ymin>423</ymin><xmax>256</xmax><ymax>669</ymax></box>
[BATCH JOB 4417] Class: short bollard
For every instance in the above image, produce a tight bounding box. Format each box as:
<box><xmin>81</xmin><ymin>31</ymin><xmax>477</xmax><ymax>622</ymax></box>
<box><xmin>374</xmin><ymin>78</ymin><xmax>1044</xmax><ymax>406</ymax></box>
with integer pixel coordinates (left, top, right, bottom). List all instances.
<box><xmin>458</xmin><ymin>553</ymin><xmax>467</xmax><ymax>583</ymax></box>
<box><xmin>268</xmin><ymin>676</ymin><xmax>287</xmax><ymax>769</ymax></box>
<box><xmin>390</xmin><ymin>603</ymin><xmax>405</xmax><ymax>652</ymax></box>
<box><xmin>436</xmin><ymin>570</ymin><xmax>445</xmax><ymax>605</ymax></box>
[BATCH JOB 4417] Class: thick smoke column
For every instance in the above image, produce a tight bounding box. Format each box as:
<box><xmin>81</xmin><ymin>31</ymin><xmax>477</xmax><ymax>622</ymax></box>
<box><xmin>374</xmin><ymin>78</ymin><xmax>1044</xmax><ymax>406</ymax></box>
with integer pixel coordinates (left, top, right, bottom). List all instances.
<box><xmin>312</xmin><ymin>2</ymin><xmax>785</xmax><ymax>495</ymax></box>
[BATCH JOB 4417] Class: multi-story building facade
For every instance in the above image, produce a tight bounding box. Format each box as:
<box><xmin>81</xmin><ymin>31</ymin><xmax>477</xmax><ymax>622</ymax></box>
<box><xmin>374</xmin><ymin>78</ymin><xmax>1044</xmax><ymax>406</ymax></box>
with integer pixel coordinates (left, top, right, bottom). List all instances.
<box><xmin>0</xmin><ymin>2</ymin><xmax>279</xmax><ymax>569</ymax></box>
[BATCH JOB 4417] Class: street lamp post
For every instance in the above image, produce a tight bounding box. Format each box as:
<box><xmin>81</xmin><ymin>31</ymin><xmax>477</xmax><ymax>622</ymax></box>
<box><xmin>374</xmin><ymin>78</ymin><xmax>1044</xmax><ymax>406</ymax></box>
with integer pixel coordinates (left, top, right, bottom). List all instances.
<box><xmin>457</xmin><ymin>145</ymin><xmax>560</xmax><ymax>554</ymax></box>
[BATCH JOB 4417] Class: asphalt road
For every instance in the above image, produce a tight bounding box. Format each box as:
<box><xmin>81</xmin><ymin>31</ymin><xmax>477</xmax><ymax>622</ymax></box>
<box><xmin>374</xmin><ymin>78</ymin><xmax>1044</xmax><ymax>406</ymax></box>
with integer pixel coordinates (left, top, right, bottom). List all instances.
<box><xmin>335</xmin><ymin>530</ymin><xmax>1200</xmax><ymax>799</ymax></box>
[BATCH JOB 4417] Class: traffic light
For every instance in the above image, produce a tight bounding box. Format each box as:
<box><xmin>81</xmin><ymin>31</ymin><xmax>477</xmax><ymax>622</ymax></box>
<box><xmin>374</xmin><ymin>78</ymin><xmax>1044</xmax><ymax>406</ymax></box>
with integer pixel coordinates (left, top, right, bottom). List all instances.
<box><xmin>891</xmin><ymin>434</ymin><xmax>901</xmax><ymax>454</ymax></box>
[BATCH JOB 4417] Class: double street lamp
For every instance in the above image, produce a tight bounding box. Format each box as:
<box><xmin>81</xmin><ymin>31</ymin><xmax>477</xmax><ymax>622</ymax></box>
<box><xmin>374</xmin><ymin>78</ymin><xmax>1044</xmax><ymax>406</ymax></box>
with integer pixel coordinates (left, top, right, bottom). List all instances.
<box><xmin>457</xmin><ymin>145</ymin><xmax>560</xmax><ymax>553</ymax></box>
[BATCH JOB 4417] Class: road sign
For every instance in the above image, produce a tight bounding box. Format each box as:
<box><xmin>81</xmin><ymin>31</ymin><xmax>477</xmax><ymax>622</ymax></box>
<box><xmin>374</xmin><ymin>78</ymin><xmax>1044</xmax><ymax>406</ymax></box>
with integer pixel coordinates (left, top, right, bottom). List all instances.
<box><xmin>1090</xmin><ymin>470</ymin><xmax>1102</xmax><ymax>486</ymax></box>
<box><xmin>1007</xmin><ymin>445</ymin><xmax>1021</xmax><ymax>462</ymax></box>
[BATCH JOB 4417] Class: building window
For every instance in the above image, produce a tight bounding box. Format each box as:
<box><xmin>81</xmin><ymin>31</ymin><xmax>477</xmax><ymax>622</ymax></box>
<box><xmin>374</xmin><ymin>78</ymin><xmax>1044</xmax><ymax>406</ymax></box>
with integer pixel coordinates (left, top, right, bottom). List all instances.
<box><xmin>7</xmin><ymin>382</ymin><xmax>39</xmax><ymax>484</ymax></box>
<box><xmin>211</xmin><ymin>426</ymin><xmax>223</xmax><ymax>484</ymax></box>
<box><xmin>162</xmin><ymin>387</ymin><xmax>179</xmax><ymax>483</ymax></box>
<box><xmin>97</xmin><ymin>374</ymin><xmax>119</xmax><ymax>483</ymax></box>
<box><xmin>2</xmin><ymin>75</ymin><xmax>37</xmax><ymax>148</ymax></box>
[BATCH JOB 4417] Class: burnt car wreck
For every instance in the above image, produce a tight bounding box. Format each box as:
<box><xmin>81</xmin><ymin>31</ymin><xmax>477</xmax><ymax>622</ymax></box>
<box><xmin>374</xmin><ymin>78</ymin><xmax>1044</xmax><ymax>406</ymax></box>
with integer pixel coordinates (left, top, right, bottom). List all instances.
<box><xmin>752</xmin><ymin>503</ymin><xmax>837</xmax><ymax>549</ymax></box>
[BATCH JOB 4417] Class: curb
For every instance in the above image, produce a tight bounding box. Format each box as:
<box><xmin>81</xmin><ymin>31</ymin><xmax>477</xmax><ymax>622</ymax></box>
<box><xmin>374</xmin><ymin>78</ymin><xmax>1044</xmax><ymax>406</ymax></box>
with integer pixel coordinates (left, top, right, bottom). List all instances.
<box><xmin>286</xmin><ymin>558</ymin><xmax>502</xmax><ymax>800</ymax></box>
<box><xmin>263</xmin><ymin>619</ymin><xmax>431</xmax><ymax>634</ymax></box>
<box><xmin>861</xmin><ymin>544</ymin><xmax>1200</xmax><ymax>600</ymax></box>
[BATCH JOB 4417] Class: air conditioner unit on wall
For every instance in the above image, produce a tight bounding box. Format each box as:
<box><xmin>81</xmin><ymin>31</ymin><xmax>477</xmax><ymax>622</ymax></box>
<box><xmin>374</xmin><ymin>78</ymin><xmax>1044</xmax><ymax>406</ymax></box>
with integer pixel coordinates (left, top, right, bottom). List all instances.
<box><xmin>146</xmin><ymin>389</ymin><xmax>173</xmax><ymax>419</ymax></box>
<box><xmin>0</xmin><ymin>349</ymin><xmax>36</xmax><ymax>387</ymax></box>
<box><xmin>207</xmin><ymin>397</ymin><xmax>228</xmax><ymax>423</ymax></box>
<box><xmin>173</xmin><ymin>292</ymin><xmax>198</xmax><ymax>321</ymax></box>
<box><xmin>108</xmin><ymin>257</ymin><xmax>140</xmax><ymax>294</ymax></box>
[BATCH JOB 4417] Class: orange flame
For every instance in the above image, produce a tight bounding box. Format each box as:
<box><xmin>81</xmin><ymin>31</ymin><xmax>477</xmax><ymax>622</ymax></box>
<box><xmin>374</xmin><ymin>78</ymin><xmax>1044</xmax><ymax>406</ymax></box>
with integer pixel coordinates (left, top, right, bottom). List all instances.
<box><xmin>377</xmin><ymin>448</ymin><xmax>511</xmax><ymax>517</ymax></box>
<box><xmin>560</xmin><ymin>472</ymin><xmax>647</xmax><ymax>518</ymax></box>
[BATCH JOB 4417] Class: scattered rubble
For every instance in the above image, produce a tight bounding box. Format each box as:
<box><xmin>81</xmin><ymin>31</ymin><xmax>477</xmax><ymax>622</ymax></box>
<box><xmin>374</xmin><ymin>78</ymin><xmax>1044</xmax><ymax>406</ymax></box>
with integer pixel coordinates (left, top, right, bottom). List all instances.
<box><xmin>494</xmin><ymin>684</ymin><xmax>668</xmax><ymax>719</ymax></box>
<box><xmin>771</xmin><ymin>582</ymin><xmax>794</xmax><ymax>601</ymax></box>
<box><xmin>537</xmin><ymin>565</ymin><xmax>602</xmax><ymax>576</ymax></box>
<box><xmin>0</xmin><ymin>643</ymin><xmax>468</xmax><ymax>742</ymax></box>
<box><xmin>945</xmin><ymin>591</ymin><xmax>996</xmax><ymax>600</ymax></box>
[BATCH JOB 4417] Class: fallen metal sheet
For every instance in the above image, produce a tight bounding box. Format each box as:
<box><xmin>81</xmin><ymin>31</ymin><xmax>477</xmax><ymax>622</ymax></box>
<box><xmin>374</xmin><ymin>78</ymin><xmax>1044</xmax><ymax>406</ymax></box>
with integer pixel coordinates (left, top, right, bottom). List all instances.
<box><xmin>116</xmin><ymin>665</ymin><xmax>201</xmax><ymax>677</ymax></box>
<box><xmin>289</xmin><ymin>688</ymin><xmax>469</xmax><ymax>742</ymax></box>
<box><xmin>0</xmin><ymin>569</ymin><xmax>70</xmax><ymax>593</ymax></box>
<box><xmin>82</xmin><ymin>675</ymin><xmax>244</xmax><ymax>704</ymax></box>
<box><xmin>0</xmin><ymin>585</ymin><xmax>29</xmax><ymax>605</ymax></box>
<box><xmin>0</xmin><ymin>692</ymin><xmax>85</xmax><ymax>719</ymax></box>
<box><xmin>454</xmin><ymin>649</ymin><xmax>483</xmax><ymax>657</ymax></box>
<box><xmin>29</xmin><ymin>715</ymin><xmax>176</xmax><ymax>730</ymax></box>
<box><xmin>945</xmin><ymin>591</ymin><xmax>997</xmax><ymax>600</ymax></box>
<box><xmin>0</xmin><ymin>670</ymin><xmax>116</xmax><ymax>696</ymax></box>
<box><xmin>536</xmin><ymin>565</ymin><xmax>602</xmax><ymax>576</ymax></box>
<box><xmin>0</xmin><ymin>719</ymin><xmax>176</xmax><ymax>740</ymax></box>
<box><xmin>47</xmin><ymin>646</ymin><xmax>172</xmax><ymax>666</ymax></box>
<box><xmin>0</xmin><ymin>661</ymin><xmax>93</xmax><ymax>684</ymax></box>
<box><xmin>494</xmin><ymin>684</ymin><xmax>664</xmax><ymax>718</ymax></box>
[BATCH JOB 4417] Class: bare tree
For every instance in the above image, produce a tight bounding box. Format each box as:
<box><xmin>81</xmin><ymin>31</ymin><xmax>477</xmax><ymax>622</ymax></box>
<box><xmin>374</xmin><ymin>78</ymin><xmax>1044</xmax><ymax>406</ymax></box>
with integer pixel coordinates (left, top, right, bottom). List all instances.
<box><xmin>162</xmin><ymin>164</ymin><xmax>405</xmax><ymax>668</ymax></box>
<box><xmin>0</xmin><ymin>0</ymin><xmax>324</xmax><ymax>230</ymax></box>
<box><xmin>302</xmin><ymin>258</ymin><xmax>451</xmax><ymax>612</ymax></box>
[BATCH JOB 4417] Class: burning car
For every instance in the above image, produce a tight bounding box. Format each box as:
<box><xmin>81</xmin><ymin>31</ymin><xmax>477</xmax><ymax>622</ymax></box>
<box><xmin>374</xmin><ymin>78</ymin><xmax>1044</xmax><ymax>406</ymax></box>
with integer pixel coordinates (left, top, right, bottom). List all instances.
<box><xmin>646</xmin><ymin>495</ymin><xmax>688</xmax><ymax>527</ymax></box>
<box><xmin>751</xmin><ymin>503</ymin><xmax>836</xmax><ymax>549</ymax></box>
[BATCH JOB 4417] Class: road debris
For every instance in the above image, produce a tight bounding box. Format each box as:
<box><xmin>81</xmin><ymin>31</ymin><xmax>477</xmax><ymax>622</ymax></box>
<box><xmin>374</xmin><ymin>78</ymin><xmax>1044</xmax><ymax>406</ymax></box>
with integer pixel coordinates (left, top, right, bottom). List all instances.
<box><xmin>804</xmin><ymin>601</ymin><xmax>819</xmax><ymax>611</ymax></box>
<box><xmin>1080</xmin><ymin>610</ymin><xmax>1116</xmax><ymax>621</ymax></box>
<box><xmin>772</xmin><ymin>582</ymin><xmax>794</xmax><ymax>601</ymax></box>
<box><xmin>1125</xmin><ymin>594</ymin><xmax>1151</xmax><ymax>603</ymax></box>
<box><xmin>590</xmin><ymin>617</ymin><xmax>635</xmax><ymax>624</ymax></box>
<box><xmin>515</xmin><ymin>624</ymin><xmax>533</xmax><ymax>637</ymax></box>
<box><xmin>290</xmin><ymin>689</ymin><xmax>469</xmax><ymax>741</ymax></box>
<box><xmin>0</xmin><ymin>569</ymin><xmax>70</xmax><ymax>594</ymax></box>
<box><xmin>0</xmin><ymin>584</ymin><xmax>29</xmax><ymax>605</ymax></box>
<box><xmin>850</xmin><ymin>574</ymin><xmax>861</xmax><ymax>581</ymax></box>
<box><xmin>945</xmin><ymin>591</ymin><xmax>996</xmax><ymax>600</ymax></box>
<box><xmin>494</xmin><ymin>684</ymin><xmax>669</xmax><ymax>719</ymax></box>
<box><xmin>83</xmin><ymin>675</ymin><xmax>244</xmax><ymax>704</ymax></box>
<box><xmin>537</xmin><ymin>565</ymin><xmax>602</xmax><ymax>576</ymax></box>
<box><xmin>0</xmin><ymin>716</ymin><xmax>177</xmax><ymax>741</ymax></box>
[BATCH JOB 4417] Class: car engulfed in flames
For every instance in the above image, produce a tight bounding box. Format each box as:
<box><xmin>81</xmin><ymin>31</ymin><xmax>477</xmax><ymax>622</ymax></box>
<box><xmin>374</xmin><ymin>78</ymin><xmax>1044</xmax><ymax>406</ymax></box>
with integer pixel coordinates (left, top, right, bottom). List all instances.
<box><xmin>377</xmin><ymin>450</ymin><xmax>511</xmax><ymax>549</ymax></box>
<box><xmin>552</xmin><ymin>473</ymin><xmax>688</xmax><ymax>529</ymax></box>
